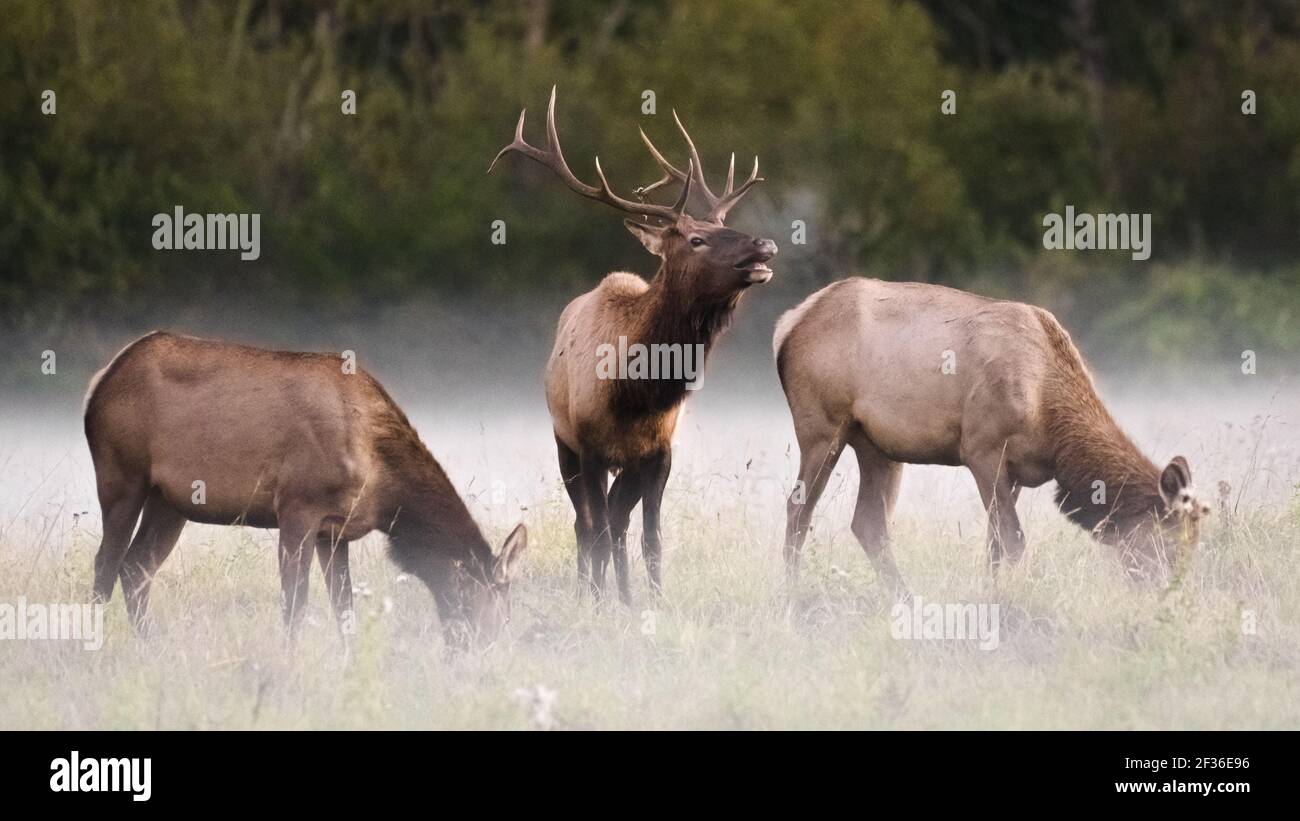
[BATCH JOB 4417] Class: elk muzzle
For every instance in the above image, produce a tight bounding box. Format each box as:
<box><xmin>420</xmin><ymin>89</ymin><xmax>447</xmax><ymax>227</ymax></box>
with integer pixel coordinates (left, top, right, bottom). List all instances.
<box><xmin>735</xmin><ymin>237</ymin><xmax>778</xmax><ymax>284</ymax></box>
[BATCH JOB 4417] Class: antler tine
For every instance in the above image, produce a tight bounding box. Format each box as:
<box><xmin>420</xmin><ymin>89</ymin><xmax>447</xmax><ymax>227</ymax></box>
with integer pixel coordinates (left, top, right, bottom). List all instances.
<box><xmin>636</xmin><ymin>114</ymin><xmax>763</xmax><ymax>222</ymax></box>
<box><xmin>665</xmin><ymin>157</ymin><xmax>694</xmax><ymax>217</ymax></box>
<box><xmin>488</xmin><ymin>108</ymin><xmax>532</xmax><ymax>174</ymax></box>
<box><xmin>608</xmin><ymin>154</ymin><xmax>693</xmax><ymax>220</ymax></box>
<box><xmin>660</xmin><ymin>157</ymin><xmax>691</xmax><ymax>218</ymax></box>
<box><xmin>709</xmin><ymin>155</ymin><xmax>762</xmax><ymax>224</ymax></box>
<box><xmin>671</xmin><ymin>109</ymin><xmax>721</xmax><ymax>206</ymax></box>
<box><xmin>669</xmin><ymin>110</ymin><xmax>763</xmax><ymax>223</ymax></box>
<box><xmin>489</xmin><ymin>86</ymin><xmax>686</xmax><ymax>222</ymax></box>
<box><xmin>635</xmin><ymin>127</ymin><xmax>689</xmax><ymax>199</ymax></box>
<box><xmin>540</xmin><ymin>85</ymin><xmax>600</xmax><ymax>198</ymax></box>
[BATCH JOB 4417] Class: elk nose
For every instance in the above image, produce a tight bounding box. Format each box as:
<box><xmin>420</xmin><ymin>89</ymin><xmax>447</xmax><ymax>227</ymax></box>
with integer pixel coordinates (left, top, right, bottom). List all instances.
<box><xmin>754</xmin><ymin>238</ymin><xmax>778</xmax><ymax>259</ymax></box>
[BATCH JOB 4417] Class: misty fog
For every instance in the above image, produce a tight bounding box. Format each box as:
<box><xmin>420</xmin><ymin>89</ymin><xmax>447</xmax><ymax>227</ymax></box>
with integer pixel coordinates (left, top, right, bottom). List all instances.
<box><xmin>4</xmin><ymin>290</ymin><xmax>1296</xmax><ymax>567</ymax></box>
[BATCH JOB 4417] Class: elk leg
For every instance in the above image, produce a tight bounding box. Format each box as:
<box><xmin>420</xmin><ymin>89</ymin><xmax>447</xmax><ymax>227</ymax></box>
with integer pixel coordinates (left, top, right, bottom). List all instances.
<box><xmin>969</xmin><ymin>457</ymin><xmax>1025</xmax><ymax>572</ymax></box>
<box><xmin>607</xmin><ymin>469</ymin><xmax>643</xmax><ymax>606</ymax></box>
<box><xmin>91</xmin><ymin>470</ymin><xmax>149</xmax><ymax>604</ymax></box>
<box><xmin>849</xmin><ymin>442</ymin><xmax>908</xmax><ymax>600</ymax></box>
<box><xmin>784</xmin><ymin>425</ymin><xmax>848</xmax><ymax>583</ymax></box>
<box><xmin>1001</xmin><ymin>483</ymin><xmax>1024</xmax><ymax>565</ymax></box>
<box><xmin>579</xmin><ymin>455</ymin><xmax>613</xmax><ymax>598</ymax></box>
<box><xmin>640</xmin><ymin>449</ymin><xmax>672</xmax><ymax>597</ymax></box>
<box><xmin>315</xmin><ymin>533</ymin><xmax>353</xmax><ymax>635</ymax></box>
<box><xmin>556</xmin><ymin>437</ymin><xmax>593</xmax><ymax>587</ymax></box>
<box><xmin>118</xmin><ymin>489</ymin><xmax>187</xmax><ymax>633</ymax></box>
<box><xmin>276</xmin><ymin>512</ymin><xmax>321</xmax><ymax>633</ymax></box>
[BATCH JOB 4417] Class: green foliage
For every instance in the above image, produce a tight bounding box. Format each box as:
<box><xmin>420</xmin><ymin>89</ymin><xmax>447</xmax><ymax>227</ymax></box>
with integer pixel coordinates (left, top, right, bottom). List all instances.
<box><xmin>2</xmin><ymin>0</ymin><xmax>1298</xmax><ymax>368</ymax></box>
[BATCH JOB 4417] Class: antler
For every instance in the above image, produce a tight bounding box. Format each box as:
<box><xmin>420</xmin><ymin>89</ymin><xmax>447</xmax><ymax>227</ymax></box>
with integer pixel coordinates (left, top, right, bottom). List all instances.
<box><xmin>489</xmin><ymin>86</ymin><xmax>692</xmax><ymax>223</ymax></box>
<box><xmin>637</xmin><ymin>110</ymin><xmax>763</xmax><ymax>224</ymax></box>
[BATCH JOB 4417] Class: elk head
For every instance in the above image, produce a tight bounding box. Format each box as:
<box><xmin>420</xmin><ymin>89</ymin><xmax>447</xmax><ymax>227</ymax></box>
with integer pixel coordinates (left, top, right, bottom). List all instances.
<box><xmin>444</xmin><ymin>523</ymin><xmax>529</xmax><ymax>649</ymax></box>
<box><xmin>489</xmin><ymin>86</ymin><xmax>777</xmax><ymax>299</ymax></box>
<box><xmin>1117</xmin><ymin>456</ymin><xmax>1211</xmax><ymax>578</ymax></box>
<box><xmin>1156</xmin><ymin>455</ymin><xmax>1211</xmax><ymax>549</ymax></box>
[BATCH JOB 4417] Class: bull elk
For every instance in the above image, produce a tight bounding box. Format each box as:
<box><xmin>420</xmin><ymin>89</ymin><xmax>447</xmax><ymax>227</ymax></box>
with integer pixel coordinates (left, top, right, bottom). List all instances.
<box><xmin>774</xmin><ymin>278</ymin><xmax>1210</xmax><ymax>594</ymax></box>
<box><xmin>490</xmin><ymin>87</ymin><xmax>776</xmax><ymax>603</ymax></box>
<box><xmin>83</xmin><ymin>331</ymin><xmax>528</xmax><ymax>647</ymax></box>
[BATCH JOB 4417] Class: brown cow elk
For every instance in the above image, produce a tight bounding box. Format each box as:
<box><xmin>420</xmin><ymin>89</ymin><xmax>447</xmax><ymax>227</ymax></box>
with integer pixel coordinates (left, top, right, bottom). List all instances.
<box><xmin>490</xmin><ymin>87</ymin><xmax>776</xmax><ymax>603</ymax></box>
<box><xmin>774</xmin><ymin>278</ymin><xmax>1209</xmax><ymax>594</ymax></box>
<box><xmin>83</xmin><ymin>332</ymin><xmax>528</xmax><ymax>647</ymax></box>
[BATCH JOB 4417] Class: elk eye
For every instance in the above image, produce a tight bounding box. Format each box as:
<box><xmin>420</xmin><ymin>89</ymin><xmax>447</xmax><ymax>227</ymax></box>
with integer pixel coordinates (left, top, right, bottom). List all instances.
<box><xmin>689</xmin><ymin>237</ymin><xmax>705</xmax><ymax>247</ymax></box>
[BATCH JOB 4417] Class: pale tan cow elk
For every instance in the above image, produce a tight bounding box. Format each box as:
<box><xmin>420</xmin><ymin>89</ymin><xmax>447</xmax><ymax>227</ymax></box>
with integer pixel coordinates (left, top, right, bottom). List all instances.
<box><xmin>774</xmin><ymin>278</ymin><xmax>1209</xmax><ymax>594</ymax></box>
<box><xmin>83</xmin><ymin>332</ymin><xmax>528</xmax><ymax>647</ymax></box>
<box><xmin>490</xmin><ymin>87</ymin><xmax>776</xmax><ymax>603</ymax></box>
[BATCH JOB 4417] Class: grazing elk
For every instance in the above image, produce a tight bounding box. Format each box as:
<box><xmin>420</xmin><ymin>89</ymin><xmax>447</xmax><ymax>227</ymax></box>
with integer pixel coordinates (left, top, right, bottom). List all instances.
<box><xmin>774</xmin><ymin>278</ymin><xmax>1210</xmax><ymax>594</ymax></box>
<box><xmin>490</xmin><ymin>87</ymin><xmax>776</xmax><ymax>603</ymax></box>
<box><xmin>83</xmin><ymin>331</ymin><xmax>528</xmax><ymax>647</ymax></box>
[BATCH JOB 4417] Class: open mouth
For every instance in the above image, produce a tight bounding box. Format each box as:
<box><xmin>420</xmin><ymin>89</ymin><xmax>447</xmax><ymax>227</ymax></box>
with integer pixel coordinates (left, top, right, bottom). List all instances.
<box><xmin>735</xmin><ymin>254</ymin><xmax>774</xmax><ymax>284</ymax></box>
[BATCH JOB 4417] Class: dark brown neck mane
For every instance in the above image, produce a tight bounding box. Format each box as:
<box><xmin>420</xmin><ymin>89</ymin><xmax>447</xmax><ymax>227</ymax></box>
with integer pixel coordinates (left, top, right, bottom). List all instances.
<box><xmin>609</xmin><ymin>261</ymin><xmax>742</xmax><ymax>416</ymax></box>
<box><xmin>370</xmin><ymin>399</ymin><xmax>494</xmax><ymax>580</ymax></box>
<box><xmin>1035</xmin><ymin>310</ymin><xmax>1164</xmax><ymax>541</ymax></box>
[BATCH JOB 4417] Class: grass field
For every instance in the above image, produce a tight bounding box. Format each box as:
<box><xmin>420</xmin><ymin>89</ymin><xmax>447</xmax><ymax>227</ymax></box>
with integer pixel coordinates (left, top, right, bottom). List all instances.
<box><xmin>1</xmin><ymin>380</ymin><xmax>1297</xmax><ymax>730</ymax></box>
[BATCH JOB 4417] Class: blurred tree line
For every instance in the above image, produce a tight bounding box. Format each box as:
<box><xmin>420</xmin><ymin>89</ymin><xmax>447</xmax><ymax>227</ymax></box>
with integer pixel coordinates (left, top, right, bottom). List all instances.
<box><xmin>2</xmin><ymin>0</ymin><xmax>1299</xmax><ymax>372</ymax></box>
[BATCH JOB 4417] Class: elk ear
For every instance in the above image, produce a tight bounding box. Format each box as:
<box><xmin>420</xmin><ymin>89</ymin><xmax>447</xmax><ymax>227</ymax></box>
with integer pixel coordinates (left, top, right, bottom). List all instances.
<box><xmin>493</xmin><ymin>523</ymin><xmax>528</xmax><ymax>584</ymax></box>
<box><xmin>624</xmin><ymin>219</ymin><xmax>668</xmax><ymax>257</ymax></box>
<box><xmin>1159</xmin><ymin>456</ymin><xmax>1192</xmax><ymax>506</ymax></box>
